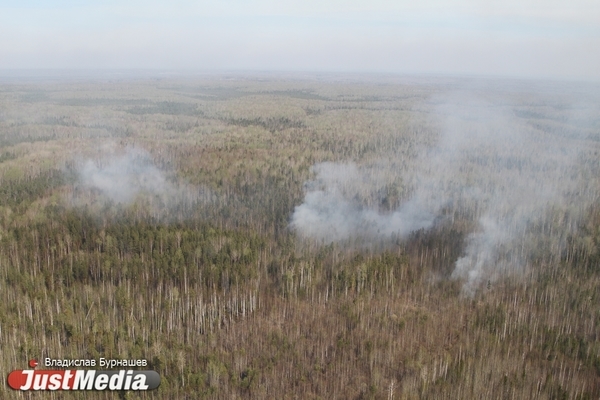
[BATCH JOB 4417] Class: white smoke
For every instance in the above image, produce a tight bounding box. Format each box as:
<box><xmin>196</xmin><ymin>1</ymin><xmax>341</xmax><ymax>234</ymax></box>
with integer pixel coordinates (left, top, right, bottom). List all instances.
<box><xmin>73</xmin><ymin>146</ymin><xmax>214</xmax><ymax>216</ymax></box>
<box><xmin>291</xmin><ymin>89</ymin><xmax>599</xmax><ymax>293</ymax></box>
<box><xmin>290</xmin><ymin>162</ymin><xmax>436</xmax><ymax>244</ymax></box>
<box><xmin>79</xmin><ymin>147</ymin><xmax>171</xmax><ymax>204</ymax></box>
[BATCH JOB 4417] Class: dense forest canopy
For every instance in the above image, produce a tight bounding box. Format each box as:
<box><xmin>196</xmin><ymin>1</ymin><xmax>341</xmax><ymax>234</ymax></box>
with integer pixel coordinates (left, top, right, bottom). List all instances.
<box><xmin>0</xmin><ymin>75</ymin><xmax>599</xmax><ymax>398</ymax></box>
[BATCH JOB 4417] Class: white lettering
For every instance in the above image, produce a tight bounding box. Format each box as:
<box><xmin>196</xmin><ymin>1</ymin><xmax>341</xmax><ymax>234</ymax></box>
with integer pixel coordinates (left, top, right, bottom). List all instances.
<box><xmin>73</xmin><ymin>370</ymin><xmax>95</xmax><ymax>390</ymax></box>
<box><xmin>20</xmin><ymin>370</ymin><xmax>34</xmax><ymax>390</ymax></box>
<box><xmin>32</xmin><ymin>373</ymin><xmax>48</xmax><ymax>390</ymax></box>
<box><xmin>94</xmin><ymin>374</ymin><xmax>108</xmax><ymax>390</ymax></box>
<box><xmin>48</xmin><ymin>374</ymin><xmax>62</xmax><ymax>391</ymax></box>
<box><xmin>108</xmin><ymin>370</ymin><xmax>125</xmax><ymax>390</ymax></box>
<box><xmin>62</xmin><ymin>370</ymin><xmax>74</xmax><ymax>390</ymax></box>
<box><xmin>124</xmin><ymin>371</ymin><xmax>133</xmax><ymax>390</ymax></box>
<box><xmin>131</xmin><ymin>374</ymin><xmax>149</xmax><ymax>390</ymax></box>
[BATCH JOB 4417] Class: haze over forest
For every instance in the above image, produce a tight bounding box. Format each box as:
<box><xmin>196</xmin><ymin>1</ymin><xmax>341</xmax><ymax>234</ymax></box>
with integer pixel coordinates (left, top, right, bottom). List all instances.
<box><xmin>0</xmin><ymin>74</ymin><xmax>597</xmax><ymax>399</ymax></box>
<box><xmin>1</xmin><ymin>0</ymin><xmax>599</xmax><ymax>399</ymax></box>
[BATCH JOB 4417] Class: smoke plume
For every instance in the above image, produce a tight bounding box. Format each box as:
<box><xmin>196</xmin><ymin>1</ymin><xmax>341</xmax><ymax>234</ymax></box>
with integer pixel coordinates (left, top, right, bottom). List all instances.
<box><xmin>79</xmin><ymin>147</ymin><xmax>170</xmax><ymax>204</ymax></box>
<box><xmin>290</xmin><ymin>162</ymin><xmax>436</xmax><ymax>244</ymax></box>
<box><xmin>73</xmin><ymin>146</ymin><xmax>213</xmax><ymax>218</ymax></box>
<box><xmin>291</xmin><ymin>89</ymin><xmax>599</xmax><ymax>293</ymax></box>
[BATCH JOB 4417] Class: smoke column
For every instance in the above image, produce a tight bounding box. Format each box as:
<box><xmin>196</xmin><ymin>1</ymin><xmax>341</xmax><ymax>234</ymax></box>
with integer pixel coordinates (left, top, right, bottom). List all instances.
<box><xmin>291</xmin><ymin>89</ymin><xmax>599</xmax><ymax>293</ymax></box>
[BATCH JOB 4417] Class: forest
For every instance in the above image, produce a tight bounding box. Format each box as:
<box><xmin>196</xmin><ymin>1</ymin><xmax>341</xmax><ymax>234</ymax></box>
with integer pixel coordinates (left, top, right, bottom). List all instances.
<box><xmin>0</xmin><ymin>74</ymin><xmax>599</xmax><ymax>399</ymax></box>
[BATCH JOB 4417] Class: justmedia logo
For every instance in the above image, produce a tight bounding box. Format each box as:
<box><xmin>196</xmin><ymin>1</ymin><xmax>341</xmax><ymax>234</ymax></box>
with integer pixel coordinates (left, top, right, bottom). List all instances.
<box><xmin>7</xmin><ymin>360</ymin><xmax>160</xmax><ymax>391</ymax></box>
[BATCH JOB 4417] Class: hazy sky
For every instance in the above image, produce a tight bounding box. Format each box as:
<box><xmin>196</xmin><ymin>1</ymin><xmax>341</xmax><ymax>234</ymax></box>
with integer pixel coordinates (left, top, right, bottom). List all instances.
<box><xmin>1</xmin><ymin>0</ymin><xmax>599</xmax><ymax>80</ymax></box>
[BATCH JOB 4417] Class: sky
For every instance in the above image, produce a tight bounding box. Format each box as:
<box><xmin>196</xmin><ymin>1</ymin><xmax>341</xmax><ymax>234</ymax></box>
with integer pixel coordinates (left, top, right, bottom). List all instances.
<box><xmin>0</xmin><ymin>0</ymin><xmax>599</xmax><ymax>80</ymax></box>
